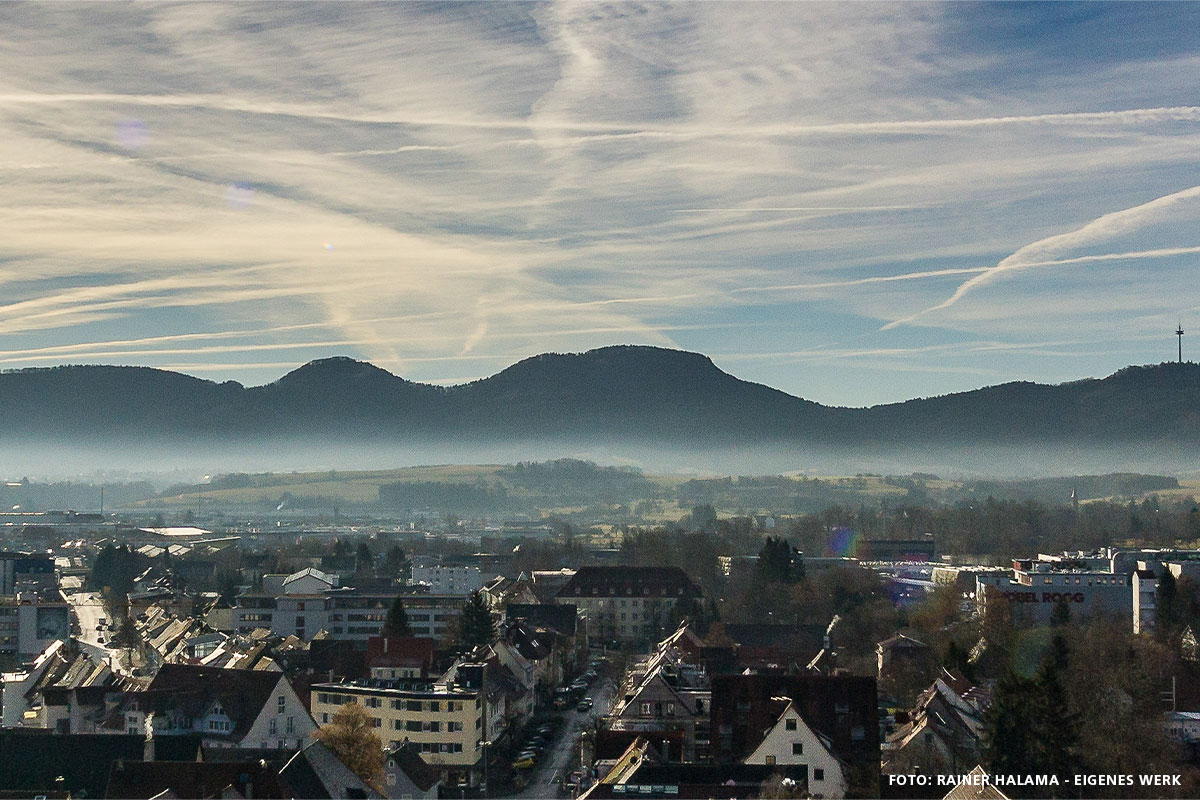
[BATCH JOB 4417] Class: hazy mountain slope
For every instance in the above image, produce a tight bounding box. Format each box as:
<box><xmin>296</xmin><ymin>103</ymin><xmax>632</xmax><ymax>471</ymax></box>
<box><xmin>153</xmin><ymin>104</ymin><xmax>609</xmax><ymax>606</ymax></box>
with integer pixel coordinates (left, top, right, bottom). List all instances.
<box><xmin>2</xmin><ymin>348</ymin><xmax>1198</xmax><ymax>456</ymax></box>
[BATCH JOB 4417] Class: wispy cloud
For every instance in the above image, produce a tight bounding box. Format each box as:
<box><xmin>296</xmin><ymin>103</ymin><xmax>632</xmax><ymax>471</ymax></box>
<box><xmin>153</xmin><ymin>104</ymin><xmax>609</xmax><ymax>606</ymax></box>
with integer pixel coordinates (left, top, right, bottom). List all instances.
<box><xmin>0</xmin><ymin>2</ymin><xmax>1198</xmax><ymax>405</ymax></box>
<box><xmin>883</xmin><ymin>191</ymin><xmax>1200</xmax><ymax>329</ymax></box>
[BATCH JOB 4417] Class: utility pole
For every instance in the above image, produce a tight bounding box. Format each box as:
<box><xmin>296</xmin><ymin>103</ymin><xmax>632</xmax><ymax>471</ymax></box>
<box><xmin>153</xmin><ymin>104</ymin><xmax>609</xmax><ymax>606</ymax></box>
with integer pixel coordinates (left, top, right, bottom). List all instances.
<box><xmin>1178</xmin><ymin>322</ymin><xmax>1185</xmax><ymax>364</ymax></box>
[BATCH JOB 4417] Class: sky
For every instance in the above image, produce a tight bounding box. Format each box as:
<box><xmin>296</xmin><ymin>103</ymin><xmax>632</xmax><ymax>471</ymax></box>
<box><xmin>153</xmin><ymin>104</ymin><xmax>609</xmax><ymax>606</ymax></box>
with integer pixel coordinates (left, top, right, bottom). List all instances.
<box><xmin>1</xmin><ymin>2</ymin><xmax>1199</xmax><ymax>408</ymax></box>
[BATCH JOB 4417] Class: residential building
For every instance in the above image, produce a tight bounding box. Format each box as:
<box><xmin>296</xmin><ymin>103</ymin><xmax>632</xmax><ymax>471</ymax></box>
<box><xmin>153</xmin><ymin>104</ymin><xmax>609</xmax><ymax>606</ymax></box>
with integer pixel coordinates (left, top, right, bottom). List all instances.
<box><xmin>556</xmin><ymin>566</ymin><xmax>701</xmax><ymax>643</ymax></box>
<box><xmin>877</xmin><ymin>634</ymin><xmax>930</xmax><ymax>677</ymax></box>
<box><xmin>1134</xmin><ymin>567</ymin><xmax>1159</xmax><ymax>634</ymax></box>
<box><xmin>384</xmin><ymin>741</ymin><xmax>442</xmax><ymax>799</ymax></box>
<box><xmin>0</xmin><ymin>587</ymin><xmax>70</xmax><ymax>660</ymax></box>
<box><xmin>105</xmin><ymin>758</ymin><xmax>288</xmax><ymax>799</ymax></box>
<box><xmin>112</xmin><ymin>664</ymin><xmax>316</xmax><ymax>750</ymax></box>
<box><xmin>410</xmin><ymin>559</ymin><xmax>482</xmax><ymax>596</ymax></box>
<box><xmin>279</xmin><ymin>739</ymin><xmax>384</xmax><ymax>799</ymax></box>
<box><xmin>234</xmin><ymin>572</ymin><xmax>466</xmax><ymax>642</ymax></box>
<box><xmin>608</xmin><ymin>626</ymin><xmax>711</xmax><ymax>761</ymax></box>
<box><xmin>710</xmin><ymin>673</ymin><xmax>879</xmax><ymax>796</ymax></box>
<box><xmin>310</xmin><ymin>662</ymin><xmax>505</xmax><ymax>789</ymax></box>
<box><xmin>742</xmin><ymin>697</ymin><xmax>848</xmax><ymax>798</ymax></box>
<box><xmin>582</xmin><ymin>737</ymin><xmax>809</xmax><ymax>800</ymax></box>
<box><xmin>884</xmin><ymin>669</ymin><xmax>991</xmax><ymax>780</ymax></box>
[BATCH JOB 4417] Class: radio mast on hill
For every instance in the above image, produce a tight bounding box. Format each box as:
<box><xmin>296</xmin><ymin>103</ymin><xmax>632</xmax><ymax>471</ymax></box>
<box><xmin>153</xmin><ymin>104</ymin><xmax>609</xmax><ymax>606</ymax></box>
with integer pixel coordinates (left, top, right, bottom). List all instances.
<box><xmin>1178</xmin><ymin>322</ymin><xmax>1185</xmax><ymax>364</ymax></box>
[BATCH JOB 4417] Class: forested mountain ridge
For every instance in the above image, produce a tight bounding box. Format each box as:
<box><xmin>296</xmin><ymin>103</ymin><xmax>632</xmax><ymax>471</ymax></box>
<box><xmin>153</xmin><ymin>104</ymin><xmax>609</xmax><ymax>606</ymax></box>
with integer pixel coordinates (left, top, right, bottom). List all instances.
<box><xmin>2</xmin><ymin>347</ymin><xmax>1198</xmax><ymax>453</ymax></box>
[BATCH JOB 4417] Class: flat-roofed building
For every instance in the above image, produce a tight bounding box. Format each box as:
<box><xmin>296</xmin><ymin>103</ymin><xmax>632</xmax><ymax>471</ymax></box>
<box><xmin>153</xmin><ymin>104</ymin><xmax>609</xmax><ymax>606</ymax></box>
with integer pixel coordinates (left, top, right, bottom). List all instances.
<box><xmin>234</xmin><ymin>571</ymin><xmax>466</xmax><ymax>642</ymax></box>
<box><xmin>310</xmin><ymin>665</ymin><xmax>504</xmax><ymax>789</ymax></box>
<box><xmin>976</xmin><ymin>561</ymin><xmax>1132</xmax><ymax>625</ymax></box>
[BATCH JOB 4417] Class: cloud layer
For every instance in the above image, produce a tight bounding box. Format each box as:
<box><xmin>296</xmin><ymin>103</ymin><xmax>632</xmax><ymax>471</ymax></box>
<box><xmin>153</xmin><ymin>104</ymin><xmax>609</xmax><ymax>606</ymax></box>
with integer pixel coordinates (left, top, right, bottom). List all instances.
<box><xmin>1</xmin><ymin>2</ymin><xmax>1198</xmax><ymax>405</ymax></box>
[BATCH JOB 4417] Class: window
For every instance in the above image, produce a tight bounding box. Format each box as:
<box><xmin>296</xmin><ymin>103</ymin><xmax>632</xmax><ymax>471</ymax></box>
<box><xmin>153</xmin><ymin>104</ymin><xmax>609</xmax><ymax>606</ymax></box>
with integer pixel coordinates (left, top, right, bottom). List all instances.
<box><xmin>286</xmin><ymin>716</ymin><xmax>295</xmax><ymax>734</ymax></box>
<box><xmin>406</xmin><ymin>701</ymin><xmax>423</xmax><ymax>712</ymax></box>
<box><xmin>321</xmin><ymin>713</ymin><xmax>329</xmax><ymax>723</ymax></box>
<box><xmin>429</xmin><ymin>701</ymin><xmax>440</xmax><ymax>712</ymax></box>
<box><xmin>406</xmin><ymin>721</ymin><xmax>422</xmax><ymax>732</ymax></box>
<box><xmin>424</xmin><ymin>721</ymin><xmax>441</xmax><ymax>732</ymax></box>
<box><xmin>278</xmin><ymin>696</ymin><xmax>286</xmax><ymax>714</ymax></box>
<box><xmin>785</xmin><ymin>719</ymin><xmax>797</xmax><ymax>731</ymax></box>
<box><xmin>448</xmin><ymin>721</ymin><xmax>463</xmax><ymax>732</ymax></box>
<box><xmin>317</xmin><ymin>693</ymin><xmax>329</xmax><ymax>704</ymax></box>
<box><xmin>765</xmin><ymin>755</ymin><xmax>776</xmax><ymax>766</ymax></box>
<box><xmin>814</xmin><ymin>769</ymin><xmax>825</xmax><ymax>781</ymax></box>
<box><xmin>640</xmin><ymin>703</ymin><xmax>652</xmax><ymax>715</ymax></box>
<box><xmin>269</xmin><ymin>719</ymin><xmax>278</xmax><ymax>735</ymax></box>
<box><xmin>372</xmin><ymin>718</ymin><xmax>382</xmax><ymax>728</ymax></box>
<box><xmin>792</xmin><ymin>742</ymin><xmax>803</xmax><ymax>755</ymax></box>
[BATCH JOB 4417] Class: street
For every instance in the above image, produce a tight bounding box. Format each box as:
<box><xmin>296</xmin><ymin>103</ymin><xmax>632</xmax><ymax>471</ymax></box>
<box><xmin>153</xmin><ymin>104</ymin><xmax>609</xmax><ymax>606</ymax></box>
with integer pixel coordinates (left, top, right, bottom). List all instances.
<box><xmin>509</xmin><ymin>678</ymin><xmax>617</xmax><ymax>799</ymax></box>
<box><xmin>68</xmin><ymin>590</ymin><xmax>108</xmax><ymax>647</ymax></box>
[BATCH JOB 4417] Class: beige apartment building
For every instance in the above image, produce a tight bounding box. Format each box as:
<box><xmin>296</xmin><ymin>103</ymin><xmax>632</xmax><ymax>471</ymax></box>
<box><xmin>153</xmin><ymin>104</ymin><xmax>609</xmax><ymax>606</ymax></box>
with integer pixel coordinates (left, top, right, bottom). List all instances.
<box><xmin>310</xmin><ymin>669</ymin><xmax>504</xmax><ymax>788</ymax></box>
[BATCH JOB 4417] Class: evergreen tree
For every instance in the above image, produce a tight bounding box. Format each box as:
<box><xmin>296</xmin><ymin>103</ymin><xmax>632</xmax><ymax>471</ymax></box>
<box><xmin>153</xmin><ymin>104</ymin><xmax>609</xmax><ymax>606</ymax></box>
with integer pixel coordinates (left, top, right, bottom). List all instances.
<box><xmin>355</xmin><ymin>541</ymin><xmax>374</xmax><ymax>573</ymax></box>
<box><xmin>984</xmin><ymin>670</ymin><xmax>1039</xmax><ymax>777</ymax></box>
<box><xmin>1031</xmin><ymin>634</ymin><xmax>1078</xmax><ymax>781</ymax></box>
<box><xmin>111</xmin><ymin>616</ymin><xmax>141</xmax><ymax>649</ymax></box>
<box><xmin>985</xmin><ymin>637</ymin><xmax>1079</xmax><ymax>794</ymax></box>
<box><xmin>755</xmin><ymin>537</ymin><xmax>802</xmax><ymax>584</ymax></box>
<box><xmin>1049</xmin><ymin>595</ymin><xmax>1071</xmax><ymax>627</ymax></box>
<box><xmin>383</xmin><ymin>595</ymin><xmax>413</xmax><ymax>638</ymax></box>
<box><xmin>457</xmin><ymin>590</ymin><xmax>496</xmax><ymax>652</ymax></box>
<box><xmin>385</xmin><ymin>544</ymin><xmax>407</xmax><ymax>573</ymax></box>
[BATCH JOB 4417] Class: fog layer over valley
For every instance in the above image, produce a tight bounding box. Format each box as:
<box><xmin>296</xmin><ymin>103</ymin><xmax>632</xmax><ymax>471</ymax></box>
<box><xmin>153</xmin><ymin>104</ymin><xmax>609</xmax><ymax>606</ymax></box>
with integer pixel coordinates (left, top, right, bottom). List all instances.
<box><xmin>2</xmin><ymin>346</ymin><xmax>1198</xmax><ymax>477</ymax></box>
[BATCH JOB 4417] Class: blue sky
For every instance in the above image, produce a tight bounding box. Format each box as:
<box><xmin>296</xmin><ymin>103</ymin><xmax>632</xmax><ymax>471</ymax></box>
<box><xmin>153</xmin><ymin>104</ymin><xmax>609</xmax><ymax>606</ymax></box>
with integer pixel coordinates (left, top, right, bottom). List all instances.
<box><xmin>1</xmin><ymin>2</ymin><xmax>1199</xmax><ymax>407</ymax></box>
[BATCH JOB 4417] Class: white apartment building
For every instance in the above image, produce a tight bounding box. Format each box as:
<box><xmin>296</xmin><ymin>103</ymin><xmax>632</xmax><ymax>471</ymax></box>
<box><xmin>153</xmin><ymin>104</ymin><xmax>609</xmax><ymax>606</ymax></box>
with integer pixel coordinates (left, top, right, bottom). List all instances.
<box><xmin>410</xmin><ymin>561</ymin><xmax>482</xmax><ymax>596</ymax></box>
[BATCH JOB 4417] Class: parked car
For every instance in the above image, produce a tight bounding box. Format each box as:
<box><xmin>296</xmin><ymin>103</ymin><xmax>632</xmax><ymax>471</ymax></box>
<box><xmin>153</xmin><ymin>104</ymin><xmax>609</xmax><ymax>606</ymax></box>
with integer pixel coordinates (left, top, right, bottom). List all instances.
<box><xmin>512</xmin><ymin>756</ymin><xmax>535</xmax><ymax>770</ymax></box>
<box><xmin>576</xmin><ymin>698</ymin><xmax>593</xmax><ymax>712</ymax></box>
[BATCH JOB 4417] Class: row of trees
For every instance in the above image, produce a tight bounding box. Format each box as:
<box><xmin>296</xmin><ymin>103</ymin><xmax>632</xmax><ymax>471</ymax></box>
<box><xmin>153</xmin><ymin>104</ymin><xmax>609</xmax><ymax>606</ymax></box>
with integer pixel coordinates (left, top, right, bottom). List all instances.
<box><xmin>784</xmin><ymin>495</ymin><xmax>1200</xmax><ymax>562</ymax></box>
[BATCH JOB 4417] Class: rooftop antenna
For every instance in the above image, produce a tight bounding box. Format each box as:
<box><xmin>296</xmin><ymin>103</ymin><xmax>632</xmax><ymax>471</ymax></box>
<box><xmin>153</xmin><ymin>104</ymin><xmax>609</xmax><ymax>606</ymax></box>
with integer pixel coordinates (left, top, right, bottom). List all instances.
<box><xmin>1178</xmin><ymin>322</ymin><xmax>1185</xmax><ymax>364</ymax></box>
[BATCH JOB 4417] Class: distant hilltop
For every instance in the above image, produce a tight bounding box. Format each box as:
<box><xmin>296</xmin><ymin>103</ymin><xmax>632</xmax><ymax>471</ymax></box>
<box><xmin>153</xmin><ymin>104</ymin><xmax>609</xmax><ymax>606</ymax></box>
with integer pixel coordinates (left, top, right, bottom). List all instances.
<box><xmin>2</xmin><ymin>346</ymin><xmax>1199</xmax><ymax>475</ymax></box>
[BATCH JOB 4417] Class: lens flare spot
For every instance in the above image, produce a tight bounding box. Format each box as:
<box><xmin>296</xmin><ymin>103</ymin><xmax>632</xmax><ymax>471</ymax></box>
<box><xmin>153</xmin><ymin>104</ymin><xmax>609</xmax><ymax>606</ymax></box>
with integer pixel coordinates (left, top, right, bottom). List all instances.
<box><xmin>116</xmin><ymin>118</ymin><xmax>148</xmax><ymax>151</ymax></box>
<box><xmin>829</xmin><ymin>526</ymin><xmax>859</xmax><ymax>557</ymax></box>
<box><xmin>323</xmin><ymin>242</ymin><xmax>335</xmax><ymax>251</ymax></box>
<box><xmin>224</xmin><ymin>182</ymin><xmax>255</xmax><ymax>209</ymax></box>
